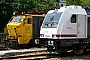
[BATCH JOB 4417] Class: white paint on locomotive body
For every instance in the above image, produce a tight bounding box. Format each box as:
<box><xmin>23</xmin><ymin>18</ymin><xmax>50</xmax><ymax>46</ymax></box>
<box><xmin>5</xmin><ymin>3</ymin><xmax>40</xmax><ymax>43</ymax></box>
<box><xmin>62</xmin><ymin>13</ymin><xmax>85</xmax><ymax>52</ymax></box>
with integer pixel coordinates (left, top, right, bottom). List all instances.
<box><xmin>40</xmin><ymin>5</ymin><xmax>87</xmax><ymax>39</ymax></box>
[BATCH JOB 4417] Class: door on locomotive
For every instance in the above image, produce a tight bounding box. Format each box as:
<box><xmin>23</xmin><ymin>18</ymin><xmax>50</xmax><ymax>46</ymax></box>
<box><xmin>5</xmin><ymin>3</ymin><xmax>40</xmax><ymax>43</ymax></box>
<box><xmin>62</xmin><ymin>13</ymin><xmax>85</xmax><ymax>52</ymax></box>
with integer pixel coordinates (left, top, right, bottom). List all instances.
<box><xmin>77</xmin><ymin>14</ymin><xmax>86</xmax><ymax>38</ymax></box>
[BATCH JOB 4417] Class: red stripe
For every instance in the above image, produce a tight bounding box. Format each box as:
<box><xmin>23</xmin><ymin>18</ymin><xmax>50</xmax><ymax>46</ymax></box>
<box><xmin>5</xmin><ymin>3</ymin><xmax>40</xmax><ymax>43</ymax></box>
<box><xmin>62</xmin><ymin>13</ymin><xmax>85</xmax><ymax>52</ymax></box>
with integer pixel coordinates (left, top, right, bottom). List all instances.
<box><xmin>61</xmin><ymin>34</ymin><xmax>77</xmax><ymax>37</ymax></box>
<box><xmin>56</xmin><ymin>34</ymin><xmax>77</xmax><ymax>37</ymax></box>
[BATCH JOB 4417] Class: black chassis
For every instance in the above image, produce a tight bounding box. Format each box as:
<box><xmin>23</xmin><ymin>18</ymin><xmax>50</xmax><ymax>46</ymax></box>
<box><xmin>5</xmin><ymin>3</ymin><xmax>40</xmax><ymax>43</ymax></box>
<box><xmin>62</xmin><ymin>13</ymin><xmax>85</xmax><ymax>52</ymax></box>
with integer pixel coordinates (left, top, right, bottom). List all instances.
<box><xmin>39</xmin><ymin>38</ymin><xmax>90</xmax><ymax>53</ymax></box>
<box><xmin>4</xmin><ymin>39</ymin><xmax>18</xmax><ymax>48</ymax></box>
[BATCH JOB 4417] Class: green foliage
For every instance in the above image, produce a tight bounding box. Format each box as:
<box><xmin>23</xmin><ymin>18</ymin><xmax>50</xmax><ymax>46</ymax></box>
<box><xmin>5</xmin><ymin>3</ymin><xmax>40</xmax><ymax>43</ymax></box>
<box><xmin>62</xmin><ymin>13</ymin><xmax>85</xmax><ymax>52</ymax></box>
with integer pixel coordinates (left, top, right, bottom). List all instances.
<box><xmin>0</xmin><ymin>0</ymin><xmax>55</xmax><ymax>32</ymax></box>
<box><xmin>66</xmin><ymin>0</ymin><xmax>90</xmax><ymax>7</ymax></box>
<box><xmin>80</xmin><ymin>0</ymin><xmax>90</xmax><ymax>6</ymax></box>
<box><xmin>66</xmin><ymin>0</ymin><xmax>81</xmax><ymax>5</ymax></box>
<box><xmin>12</xmin><ymin>0</ymin><xmax>55</xmax><ymax>12</ymax></box>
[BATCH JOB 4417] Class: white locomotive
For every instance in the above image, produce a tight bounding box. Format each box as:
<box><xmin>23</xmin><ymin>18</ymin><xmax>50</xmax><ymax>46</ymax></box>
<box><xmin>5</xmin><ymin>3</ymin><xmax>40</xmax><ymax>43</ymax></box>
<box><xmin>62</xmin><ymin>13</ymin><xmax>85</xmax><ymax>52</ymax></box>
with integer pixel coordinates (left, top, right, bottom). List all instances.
<box><xmin>35</xmin><ymin>5</ymin><xmax>90</xmax><ymax>54</ymax></box>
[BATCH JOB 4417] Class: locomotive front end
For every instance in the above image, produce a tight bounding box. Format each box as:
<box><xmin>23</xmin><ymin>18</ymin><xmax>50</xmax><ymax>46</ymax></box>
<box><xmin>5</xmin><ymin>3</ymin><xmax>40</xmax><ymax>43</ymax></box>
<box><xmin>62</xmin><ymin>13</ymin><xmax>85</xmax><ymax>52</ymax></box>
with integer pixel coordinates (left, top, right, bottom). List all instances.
<box><xmin>4</xmin><ymin>16</ymin><xmax>23</xmax><ymax>48</ymax></box>
<box><xmin>37</xmin><ymin>9</ymin><xmax>65</xmax><ymax>52</ymax></box>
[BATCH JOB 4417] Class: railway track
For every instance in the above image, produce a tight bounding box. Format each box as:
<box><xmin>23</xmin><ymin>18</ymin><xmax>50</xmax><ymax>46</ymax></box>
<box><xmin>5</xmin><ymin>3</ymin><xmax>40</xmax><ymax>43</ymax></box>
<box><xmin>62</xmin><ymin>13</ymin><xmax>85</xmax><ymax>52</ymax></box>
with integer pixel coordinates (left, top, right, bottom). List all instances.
<box><xmin>0</xmin><ymin>48</ymin><xmax>56</xmax><ymax>60</ymax></box>
<box><xmin>0</xmin><ymin>48</ymin><xmax>90</xmax><ymax>60</ymax></box>
<box><xmin>0</xmin><ymin>48</ymin><xmax>62</xmax><ymax>60</ymax></box>
<box><xmin>0</xmin><ymin>47</ymin><xmax>65</xmax><ymax>60</ymax></box>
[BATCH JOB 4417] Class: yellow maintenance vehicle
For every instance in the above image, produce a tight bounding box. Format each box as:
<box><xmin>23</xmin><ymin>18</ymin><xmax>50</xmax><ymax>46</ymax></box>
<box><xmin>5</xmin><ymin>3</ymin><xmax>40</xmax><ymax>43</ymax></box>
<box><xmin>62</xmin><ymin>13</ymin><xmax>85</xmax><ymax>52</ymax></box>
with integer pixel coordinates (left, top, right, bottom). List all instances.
<box><xmin>4</xmin><ymin>11</ymin><xmax>46</xmax><ymax>48</ymax></box>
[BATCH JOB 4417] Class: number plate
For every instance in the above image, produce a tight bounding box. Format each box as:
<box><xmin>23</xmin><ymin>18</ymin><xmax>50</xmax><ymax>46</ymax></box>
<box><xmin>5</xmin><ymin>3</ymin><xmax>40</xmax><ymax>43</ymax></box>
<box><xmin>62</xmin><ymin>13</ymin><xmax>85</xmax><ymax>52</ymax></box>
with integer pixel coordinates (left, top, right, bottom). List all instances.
<box><xmin>44</xmin><ymin>34</ymin><xmax>52</xmax><ymax>38</ymax></box>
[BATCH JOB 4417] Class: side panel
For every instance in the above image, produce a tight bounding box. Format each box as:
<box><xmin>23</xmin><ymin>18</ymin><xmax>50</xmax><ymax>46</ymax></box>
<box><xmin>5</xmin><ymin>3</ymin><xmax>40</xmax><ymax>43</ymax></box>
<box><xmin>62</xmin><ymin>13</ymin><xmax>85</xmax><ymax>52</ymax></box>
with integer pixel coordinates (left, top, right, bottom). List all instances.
<box><xmin>18</xmin><ymin>37</ymin><xmax>32</xmax><ymax>44</ymax></box>
<box><xmin>59</xmin><ymin>14</ymin><xmax>77</xmax><ymax>39</ymax></box>
<box><xmin>77</xmin><ymin>14</ymin><xmax>86</xmax><ymax>38</ymax></box>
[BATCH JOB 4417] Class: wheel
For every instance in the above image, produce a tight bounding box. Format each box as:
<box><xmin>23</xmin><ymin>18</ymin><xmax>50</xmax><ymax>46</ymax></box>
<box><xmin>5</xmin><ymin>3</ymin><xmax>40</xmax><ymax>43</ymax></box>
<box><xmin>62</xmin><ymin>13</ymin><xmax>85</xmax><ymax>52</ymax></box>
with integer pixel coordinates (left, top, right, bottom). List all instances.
<box><xmin>73</xmin><ymin>46</ymin><xmax>84</xmax><ymax>54</ymax></box>
<box><xmin>74</xmin><ymin>49</ymin><xmax>83</xmax><ymax>54</ymax></box>
<box><xmin>11</xmin><ymin>42</ymin><xmax>18</xmax><ymax>49</ymax></box>
<box><xmin>4</xmin><ymin>40</ymin><xmax>9</xmax><ymax>48</ymax></box>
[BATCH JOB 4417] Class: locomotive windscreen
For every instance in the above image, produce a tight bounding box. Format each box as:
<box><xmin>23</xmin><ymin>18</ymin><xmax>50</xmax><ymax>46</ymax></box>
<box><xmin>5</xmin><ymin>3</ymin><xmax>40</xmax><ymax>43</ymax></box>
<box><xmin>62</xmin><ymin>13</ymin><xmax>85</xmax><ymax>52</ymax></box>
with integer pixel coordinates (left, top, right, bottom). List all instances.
<box><xmin>11</xmin><ymin>16</ymin><xmax>23</xmax><ymax>22</ymax></box>
<box><xmin>42</xmin><ymin>12</ymin><xmax>62</xmax><ymax>28</ymax></box>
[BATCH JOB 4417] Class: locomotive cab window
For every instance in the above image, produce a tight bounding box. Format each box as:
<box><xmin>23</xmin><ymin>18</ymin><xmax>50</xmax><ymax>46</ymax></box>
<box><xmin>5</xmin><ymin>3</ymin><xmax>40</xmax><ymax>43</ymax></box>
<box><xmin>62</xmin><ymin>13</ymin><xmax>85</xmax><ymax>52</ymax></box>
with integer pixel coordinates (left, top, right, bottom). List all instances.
<box><xmin>71</xmin><ymin>14</ymin><xmax>76</xmax><ymax>23</ymax></box>
<box><xmin>28</xmin><ymin>18</ymin><xmax>31</xmax><ymax>24</ymax></box>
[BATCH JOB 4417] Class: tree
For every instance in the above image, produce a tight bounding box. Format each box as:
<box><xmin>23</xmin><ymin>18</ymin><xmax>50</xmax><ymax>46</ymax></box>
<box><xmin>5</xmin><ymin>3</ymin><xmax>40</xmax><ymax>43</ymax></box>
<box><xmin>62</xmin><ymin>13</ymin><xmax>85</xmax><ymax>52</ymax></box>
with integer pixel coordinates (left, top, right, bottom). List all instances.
<box><xmin>66</xmin><ymin>0</ymin><xmax>90</xmax><ymax>7</ymax></box>
<box><xmin>80</xmin><ymin>0</ymin><xmax>90</xmax><ymax>7</ymax></box>
<box><xmin>0</xmin><ymin>0</ymin><xmax>14</xmax><ymax>32</ymax></box>
<box><xmin>0</xmin><ymin>0</ymin><xmax>55</xmax><ymax>32</ymax></box>
<box><xmin>66</xmin><ymin>0</ymin><xmax>81</xmax><ymax>5</ymax></box>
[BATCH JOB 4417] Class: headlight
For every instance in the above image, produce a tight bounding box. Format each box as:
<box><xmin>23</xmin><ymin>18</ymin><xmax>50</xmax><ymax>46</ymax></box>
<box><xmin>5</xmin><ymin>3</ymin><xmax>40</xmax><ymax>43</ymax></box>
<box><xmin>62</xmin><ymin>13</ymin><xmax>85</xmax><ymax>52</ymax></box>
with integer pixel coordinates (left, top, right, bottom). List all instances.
<box><xmin>48</xmin><ymin>40</ymin><xmax>54</xmax><ymax>46</ymax></box>
<box><xmin>35</xmin><ymin>39</ymin><xmax>39</xmax><ymax>44</ymax></box>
